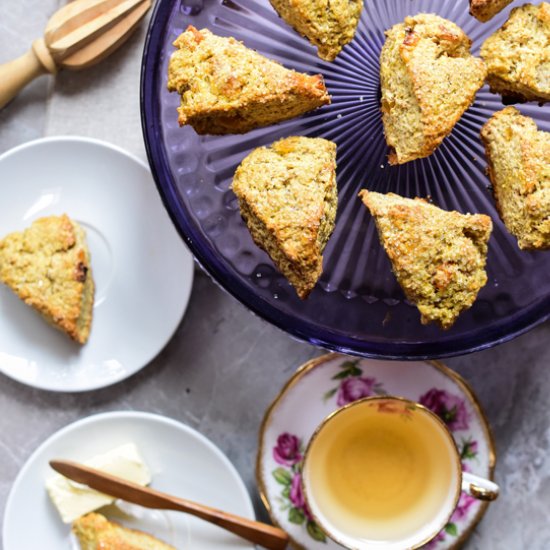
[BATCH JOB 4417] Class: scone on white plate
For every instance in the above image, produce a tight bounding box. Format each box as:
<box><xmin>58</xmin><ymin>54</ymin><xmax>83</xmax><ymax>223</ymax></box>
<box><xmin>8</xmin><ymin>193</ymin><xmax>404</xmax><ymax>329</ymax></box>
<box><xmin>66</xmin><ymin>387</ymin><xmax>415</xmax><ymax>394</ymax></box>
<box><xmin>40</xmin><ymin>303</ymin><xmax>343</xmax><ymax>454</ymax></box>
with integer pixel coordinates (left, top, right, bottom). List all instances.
<box><xmin>72</xmin><ymin>513</ymin><xmax>176</xmax><ymax>550</ymax></box>
<box><xmin>0</xmin><ymin>214</ymin><xmax>94</xmax><ymax>344</ymax></box>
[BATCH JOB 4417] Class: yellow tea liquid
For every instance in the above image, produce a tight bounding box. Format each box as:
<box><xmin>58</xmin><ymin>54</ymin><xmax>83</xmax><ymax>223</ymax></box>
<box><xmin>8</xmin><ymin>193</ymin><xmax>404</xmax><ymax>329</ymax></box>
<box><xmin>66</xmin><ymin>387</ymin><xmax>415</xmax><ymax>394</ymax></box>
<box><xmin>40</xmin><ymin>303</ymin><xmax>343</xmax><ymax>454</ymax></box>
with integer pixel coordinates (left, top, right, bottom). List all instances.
<box><xmin>305</xmin><ymin>400</ymin><xmax>459</xmax><ymax>543</ymax></box>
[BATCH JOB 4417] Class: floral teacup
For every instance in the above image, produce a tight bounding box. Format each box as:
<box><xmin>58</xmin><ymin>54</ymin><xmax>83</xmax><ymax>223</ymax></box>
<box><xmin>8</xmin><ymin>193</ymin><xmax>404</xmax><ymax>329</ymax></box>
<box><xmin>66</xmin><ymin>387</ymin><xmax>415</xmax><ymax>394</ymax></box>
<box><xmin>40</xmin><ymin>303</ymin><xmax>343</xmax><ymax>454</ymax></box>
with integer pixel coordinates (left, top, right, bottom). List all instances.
<box><xmin>301</xmin><ymin>396</ymin><xmax>499</xmax><ymax>550</ymax></box>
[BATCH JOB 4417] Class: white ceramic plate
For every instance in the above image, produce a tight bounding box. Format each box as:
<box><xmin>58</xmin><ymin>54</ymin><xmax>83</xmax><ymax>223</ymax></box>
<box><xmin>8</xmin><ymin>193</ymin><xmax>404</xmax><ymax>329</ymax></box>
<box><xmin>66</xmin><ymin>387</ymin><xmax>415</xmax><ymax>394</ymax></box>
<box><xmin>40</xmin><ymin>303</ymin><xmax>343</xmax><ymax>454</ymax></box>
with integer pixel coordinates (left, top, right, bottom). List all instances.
<box><xmin>0</xmin><ymin>137</ymin><xmax>193</xmax><ymax>391</ymax></box>
<box><xmin>3</xmin><ymin>411</ymin><xmax>255</xmax><ymax>550</ymax></box>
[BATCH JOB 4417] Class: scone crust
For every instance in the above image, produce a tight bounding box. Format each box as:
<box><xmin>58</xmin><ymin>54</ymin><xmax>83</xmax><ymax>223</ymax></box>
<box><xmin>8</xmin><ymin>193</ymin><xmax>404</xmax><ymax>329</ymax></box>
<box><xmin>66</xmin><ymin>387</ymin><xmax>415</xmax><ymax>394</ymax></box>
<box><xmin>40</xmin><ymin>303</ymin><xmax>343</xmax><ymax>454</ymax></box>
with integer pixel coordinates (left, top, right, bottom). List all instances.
<box><xmin>481</xmin><ymin>107</ymin><xmax>550</xmax><ymax>250</ymax></box>
<box><xmin>72</xmin><ymin>513</ymin><xmax>176</xmax><ymax>550</ymax></box>
<box><xmin>380</xmin><ymin>14</ymin><xmax>486</xmax><ymax>164</ymax></box>
<box><xmin>269</xmin><ymin>0</ymin><xmax>363</xmax><ymax>61</ymax></box>
<box><xmin>0</xmin><ymin>214</ymin><xmax>94</xmax><ymax>344</ymax></box>
<box><xmin>481</xmin><ymin>3</ymin><xmax>550</xmax><ymax>103</ymax></box>
<box><xmin>469</xmin><ymin>0</ymin><xmax>513</xmax><ymax>22</ymax></box>
<box><xmin>167</xmin><ymin>26</ymin><xmax>330</xmax><ymax>134</ymax></box>
<box><xmin>360</xmin><ymin>191</ymin><xmax>492</xmax><ymax>329</ymax></box>
<box><xmin>232</xmin><ymin>136</ymin><xmax>337</xmax><ymax>299</ymax></box>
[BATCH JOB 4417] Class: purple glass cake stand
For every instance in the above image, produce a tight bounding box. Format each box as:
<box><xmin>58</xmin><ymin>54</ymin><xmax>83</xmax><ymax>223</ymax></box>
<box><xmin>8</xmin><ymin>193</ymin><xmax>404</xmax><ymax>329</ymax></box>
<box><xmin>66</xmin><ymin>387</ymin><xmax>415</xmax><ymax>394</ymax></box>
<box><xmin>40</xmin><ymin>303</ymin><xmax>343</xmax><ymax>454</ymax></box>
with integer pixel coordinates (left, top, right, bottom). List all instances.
<box><xmin>140</xmin><ymin>0</ymin><xmax>550</xmax><ymax>359</ymax></box>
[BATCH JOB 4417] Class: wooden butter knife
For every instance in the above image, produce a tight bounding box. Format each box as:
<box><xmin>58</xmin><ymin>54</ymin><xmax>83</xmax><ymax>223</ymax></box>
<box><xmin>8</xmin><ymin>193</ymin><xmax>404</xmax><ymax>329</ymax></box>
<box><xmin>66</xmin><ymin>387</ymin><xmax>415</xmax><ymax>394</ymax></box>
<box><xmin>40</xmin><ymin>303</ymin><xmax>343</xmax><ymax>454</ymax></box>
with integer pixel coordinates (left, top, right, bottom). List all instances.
<box><xmin>49</xmin><ymin>459</ymin><xmax>289</xmax><ymax>550</ymax></box>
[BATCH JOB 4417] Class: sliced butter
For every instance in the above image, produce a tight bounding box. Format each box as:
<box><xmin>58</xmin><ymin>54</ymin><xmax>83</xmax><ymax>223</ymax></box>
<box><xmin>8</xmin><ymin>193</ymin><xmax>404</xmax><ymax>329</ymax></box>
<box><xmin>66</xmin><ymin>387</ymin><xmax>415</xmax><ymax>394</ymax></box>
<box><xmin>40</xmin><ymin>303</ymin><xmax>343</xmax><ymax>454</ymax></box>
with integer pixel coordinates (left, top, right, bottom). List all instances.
<box><xmin>46</xmin><ymin>443</ymin><xmax>151</xmax><ymax>523</ymax></box>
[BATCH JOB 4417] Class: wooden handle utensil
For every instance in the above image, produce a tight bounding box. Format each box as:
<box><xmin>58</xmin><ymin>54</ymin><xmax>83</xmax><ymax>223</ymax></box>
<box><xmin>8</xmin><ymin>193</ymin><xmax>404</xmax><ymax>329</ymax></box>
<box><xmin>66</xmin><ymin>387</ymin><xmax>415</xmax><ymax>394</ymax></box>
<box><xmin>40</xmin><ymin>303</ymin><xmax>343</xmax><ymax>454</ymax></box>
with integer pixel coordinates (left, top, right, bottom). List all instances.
<box><xmin>50</xmin><ymin>459</ymin><xmax>290</xmax><ymax>550</ymax></box>
<box><xmin>0</xmin><ymin>0</ymin><xmax>151</xmax><ymax>109</ymax></box>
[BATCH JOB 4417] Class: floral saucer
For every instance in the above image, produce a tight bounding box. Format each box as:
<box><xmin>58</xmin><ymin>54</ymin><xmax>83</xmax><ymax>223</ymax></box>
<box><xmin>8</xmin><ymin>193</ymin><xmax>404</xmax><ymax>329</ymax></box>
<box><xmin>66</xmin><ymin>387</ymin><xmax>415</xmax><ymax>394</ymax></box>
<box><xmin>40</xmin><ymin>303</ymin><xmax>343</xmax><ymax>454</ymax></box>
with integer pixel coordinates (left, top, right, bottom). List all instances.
<box><xmin>256</xmin><ymin>354</ymin><xmax>496</xmax><ymax>550</ymax></box>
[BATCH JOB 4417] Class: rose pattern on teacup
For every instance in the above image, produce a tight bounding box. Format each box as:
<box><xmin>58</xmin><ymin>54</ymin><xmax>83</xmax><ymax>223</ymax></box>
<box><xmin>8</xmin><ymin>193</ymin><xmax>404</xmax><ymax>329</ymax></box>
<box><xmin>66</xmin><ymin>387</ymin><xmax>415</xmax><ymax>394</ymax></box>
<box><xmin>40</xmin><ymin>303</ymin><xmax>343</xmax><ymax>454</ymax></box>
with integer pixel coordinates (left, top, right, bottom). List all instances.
<box><xmin>323</xmin><ymin>360</ymin><xmax>387</xmax><ymax>404</ymax></box>
<box><xmin>272</xmin><ymin>433</ymin><xmax>327</xmax><ymax>543</ymax></box>
<box><xmin>425</xmin><ymin>492</ymin><xmax>478</xmax><ymax>548</ymax></box>
<box><xmin>419</xmin><ymin>388</ymin><xmax>480</xmax><ymax>546</ymax></box>
<box><xmin>273</xmin><ymin>432</ymin><xmax>303</xmax><ymax>467</ymax></box>
<box><xmin>375</xmin><ymin>399</ymin><xmax>416</xmax><ymax>418</ymax></box>
<box><xmin>419</xmin><ymin>388</ymin><xmax>471</xmax><ymax>431</ymax></box>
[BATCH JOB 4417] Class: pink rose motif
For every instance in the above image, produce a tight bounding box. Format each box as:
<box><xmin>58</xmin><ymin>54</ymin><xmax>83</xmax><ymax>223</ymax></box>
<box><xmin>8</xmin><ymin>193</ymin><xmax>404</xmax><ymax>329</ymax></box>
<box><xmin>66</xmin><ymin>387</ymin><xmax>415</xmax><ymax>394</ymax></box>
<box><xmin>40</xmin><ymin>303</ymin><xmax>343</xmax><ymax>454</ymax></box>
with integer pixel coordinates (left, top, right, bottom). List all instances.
<box><xmin>273</xmin><ymin>433</ymin><xmax>302</xmax><ymax>466</ymax></box>
<box><xmin>451</xmin><ymin>492</ymin><xmax>476</xmax><ymax>522</ymax></box>
<box><xmin>419</xmin><ymin>389</ymin><xmax>470</xmax><ymax>431</ymax></box>
<box><xmin>337</xmin><ymin>376</ymin><xmax>376</xmax><ymax>406</ymax></box>
<box><xmin>290</xmin><ymin>473</ymin><xmax>312</xmax><ymax>519</ymax></box>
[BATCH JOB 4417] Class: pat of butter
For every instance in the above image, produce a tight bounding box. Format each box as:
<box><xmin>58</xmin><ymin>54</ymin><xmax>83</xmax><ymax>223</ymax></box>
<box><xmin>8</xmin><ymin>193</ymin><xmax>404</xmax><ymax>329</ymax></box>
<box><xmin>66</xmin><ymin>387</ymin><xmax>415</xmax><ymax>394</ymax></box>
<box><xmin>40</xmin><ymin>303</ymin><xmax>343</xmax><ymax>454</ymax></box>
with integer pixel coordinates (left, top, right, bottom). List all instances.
<box><xmin>46</xmin><ymin>443</ymin><xmax>151</xmax><ymax>523</ymax></box>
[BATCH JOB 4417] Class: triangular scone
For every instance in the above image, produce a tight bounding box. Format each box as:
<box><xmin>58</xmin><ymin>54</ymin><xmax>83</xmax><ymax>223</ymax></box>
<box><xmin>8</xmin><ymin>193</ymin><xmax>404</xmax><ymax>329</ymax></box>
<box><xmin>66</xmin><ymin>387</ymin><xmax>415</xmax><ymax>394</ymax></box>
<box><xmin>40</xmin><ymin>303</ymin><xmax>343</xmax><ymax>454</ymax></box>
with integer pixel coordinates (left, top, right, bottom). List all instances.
<box><xmin>73</xmin><ymin>513</ymin><xmax>176</xmax><ymax>550</ymax></box>
<box><xmin>167</xmin><ymin>26</ymin><xmax>331</xmax><ymax>134</ymax></box>
<box><xmin>232</xmin><ymin>136</ymin><xmax>337</xmax><ymax>299</ymax></box>
<box><xmin>481</xmin><ymin>107</ymin><xmax>550</xmax><ymax>250</ymax></box>
<box><xmin>269</xmin><ymin>0</ymin><xmax>363</xmax><ymax>61</ymax></box>
<box><xmin>380</xmin><ymin>14</ymin><xmax>486</xmax><ymax>164</ymax></box>
<box><xmin>481</xmin><ymin>3</ymin><xmax>550</xmax><ymax>104</ymax></box>
<box><xmin>359</xmin><ymin>191</ymin><xmax>492</xmax><ymax>329</ymax></box>
<box><xmin>0</xmin><ymin>214</ymin><xmax>94</xmax><ymax>344</ymax></box>
<box><xmin>470</xmin><ymin>0</ymin><xmax>513</xmax><ymax>22</ymax></box>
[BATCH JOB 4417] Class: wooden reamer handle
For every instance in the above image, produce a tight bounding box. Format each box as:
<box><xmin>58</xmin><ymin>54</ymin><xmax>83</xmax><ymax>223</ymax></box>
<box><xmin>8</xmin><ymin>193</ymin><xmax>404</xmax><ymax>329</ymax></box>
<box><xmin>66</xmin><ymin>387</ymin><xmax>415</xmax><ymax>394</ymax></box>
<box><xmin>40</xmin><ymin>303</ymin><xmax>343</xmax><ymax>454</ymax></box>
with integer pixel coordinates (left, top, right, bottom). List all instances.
<box><xmin>0</xmin><ymin>38</ymin><xmax>56</xmax><ymax>110</ymax></box>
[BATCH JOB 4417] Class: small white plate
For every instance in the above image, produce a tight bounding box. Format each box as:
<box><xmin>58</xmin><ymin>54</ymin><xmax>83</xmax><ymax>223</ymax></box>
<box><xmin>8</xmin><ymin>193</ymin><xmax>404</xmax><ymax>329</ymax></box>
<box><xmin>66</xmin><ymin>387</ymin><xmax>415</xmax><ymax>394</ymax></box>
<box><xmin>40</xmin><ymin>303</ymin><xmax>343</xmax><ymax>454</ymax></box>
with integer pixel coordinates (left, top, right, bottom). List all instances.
<box><xmin>3</xmin><ymin>411</ymin><xmax>255</xmax><ymax>550</ymax></box>
<box><xmin>0</xmin><ymin>137</ymin><xmax>193</xmax><ymax>391</ymax></box>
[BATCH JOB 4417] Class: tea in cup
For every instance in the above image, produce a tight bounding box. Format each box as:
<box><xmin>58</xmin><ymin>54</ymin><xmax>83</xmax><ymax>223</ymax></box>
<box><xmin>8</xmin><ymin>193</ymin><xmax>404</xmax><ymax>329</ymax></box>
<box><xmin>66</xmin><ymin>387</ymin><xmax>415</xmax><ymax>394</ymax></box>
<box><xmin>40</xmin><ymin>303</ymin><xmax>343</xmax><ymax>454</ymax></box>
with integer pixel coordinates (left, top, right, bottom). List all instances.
<box><xmin>301</xmin><ymin>396</ymin><xmax>498</xmax><ymax>549</ymax></box>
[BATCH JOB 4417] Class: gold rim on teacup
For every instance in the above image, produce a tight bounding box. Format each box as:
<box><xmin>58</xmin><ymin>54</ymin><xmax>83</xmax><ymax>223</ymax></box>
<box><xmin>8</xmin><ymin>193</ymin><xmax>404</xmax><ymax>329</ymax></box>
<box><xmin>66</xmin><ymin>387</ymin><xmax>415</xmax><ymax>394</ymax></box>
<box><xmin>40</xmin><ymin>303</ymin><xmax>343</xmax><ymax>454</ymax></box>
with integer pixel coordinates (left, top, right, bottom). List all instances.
<box><xmin>301</xmin><ymin>395</ymin><xmax>499</xmax><ymax>550</ymax></box>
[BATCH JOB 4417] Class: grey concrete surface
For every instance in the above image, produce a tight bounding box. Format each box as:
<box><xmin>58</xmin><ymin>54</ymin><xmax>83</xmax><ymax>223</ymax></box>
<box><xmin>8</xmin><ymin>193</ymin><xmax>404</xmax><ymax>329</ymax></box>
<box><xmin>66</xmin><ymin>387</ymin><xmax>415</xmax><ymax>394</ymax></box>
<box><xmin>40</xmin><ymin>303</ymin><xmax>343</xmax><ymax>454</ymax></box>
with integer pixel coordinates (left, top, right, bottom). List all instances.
<box><xmin>1</xmin><ymin>1</ymin><xmax>549</xmax><ymax>549</ymax></box>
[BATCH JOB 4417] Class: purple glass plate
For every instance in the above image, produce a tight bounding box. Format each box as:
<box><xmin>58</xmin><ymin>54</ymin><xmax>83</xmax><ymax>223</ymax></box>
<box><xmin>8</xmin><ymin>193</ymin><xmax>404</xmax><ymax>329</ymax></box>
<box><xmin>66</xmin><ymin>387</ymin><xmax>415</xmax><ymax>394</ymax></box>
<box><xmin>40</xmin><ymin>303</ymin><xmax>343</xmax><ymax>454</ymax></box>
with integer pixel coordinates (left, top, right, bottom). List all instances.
<box><xmin>141</xmin><ymin>0</ymin><xmax>550</xmax><ymax>359</ymax></box>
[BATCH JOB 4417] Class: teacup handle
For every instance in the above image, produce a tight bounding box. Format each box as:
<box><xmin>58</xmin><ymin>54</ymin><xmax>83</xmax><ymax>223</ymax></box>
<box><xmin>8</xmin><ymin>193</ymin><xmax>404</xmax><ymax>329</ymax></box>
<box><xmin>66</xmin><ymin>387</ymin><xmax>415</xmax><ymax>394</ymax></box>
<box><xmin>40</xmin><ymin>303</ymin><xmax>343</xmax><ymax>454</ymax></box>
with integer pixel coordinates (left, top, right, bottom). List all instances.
<box><xmin>462</xmin><ymin>472</ymin><xmax>499</xmax><ymax>501</ymax></box>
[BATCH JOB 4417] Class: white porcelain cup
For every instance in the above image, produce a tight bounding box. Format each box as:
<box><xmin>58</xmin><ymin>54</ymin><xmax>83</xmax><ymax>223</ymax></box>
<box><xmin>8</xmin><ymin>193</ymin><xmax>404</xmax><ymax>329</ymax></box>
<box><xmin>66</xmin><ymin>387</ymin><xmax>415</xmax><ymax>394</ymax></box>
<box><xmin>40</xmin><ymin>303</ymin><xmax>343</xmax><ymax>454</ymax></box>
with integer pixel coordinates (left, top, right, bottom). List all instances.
<box><xmin>301</xmin><ymin>396</ymin><xmax>499</xmax><ymax>550</ymax></box>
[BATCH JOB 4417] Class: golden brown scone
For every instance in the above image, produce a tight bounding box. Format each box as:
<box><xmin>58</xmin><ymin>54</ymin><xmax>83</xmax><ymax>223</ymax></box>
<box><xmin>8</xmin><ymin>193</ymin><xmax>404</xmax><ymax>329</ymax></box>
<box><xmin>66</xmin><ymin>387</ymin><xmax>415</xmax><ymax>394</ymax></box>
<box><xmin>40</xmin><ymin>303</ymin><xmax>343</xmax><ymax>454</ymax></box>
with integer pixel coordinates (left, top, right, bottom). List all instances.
<box><xmin>470</xmin><ymin>0</ymin><xmax>513</xmax><ymax>22</ymax></box>
<box><xmin>167</xmin><ymin>26</ymin><xmax>330</xmax><ymax>134</ymax></box>
<box><xmin>380</xmin><ymin>14</ymin><xmax>486</xmax><ymax>165</ymax></box>
<box><xmin>72</xmin><ymin>513</ymin><xmax>176</xmax><ymax>550</ymax></box>
<box><xmin>359</xmin><ymin>191</ymin><xmax>492</xmax><ymax>329</ymax></box>
<box><xmin>0</xmin><ymin>214</ymin><xmax>94</xmax><ymax>344</ymax></box>
<box><xmin>269</xmin><ymin>0</ymin><xmax>363</xmax><ymax>61</ymax></box>
<box><xmin>481</xmin><ymin>107</ymin><xmax>550</xmax><ymax>250</ymax></box>
<box><xmin>481</xmin><ymin>3</ymin><xmax>550</xmax><ymax>103</ymax></box>
<box><xmin>232</xmin><ymin>136</ymin><xmax>337</xmax><ymax>299</ymax></box>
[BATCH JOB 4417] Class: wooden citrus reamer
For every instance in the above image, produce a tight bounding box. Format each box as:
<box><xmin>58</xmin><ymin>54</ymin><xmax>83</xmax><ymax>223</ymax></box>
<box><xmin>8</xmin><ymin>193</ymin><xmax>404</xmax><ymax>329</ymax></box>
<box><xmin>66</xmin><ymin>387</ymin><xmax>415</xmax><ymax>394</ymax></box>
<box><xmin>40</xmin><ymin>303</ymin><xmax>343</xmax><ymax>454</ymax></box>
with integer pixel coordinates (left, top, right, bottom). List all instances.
<box><xmin>0</xmin><ymin>0</ymin><xmax>152</xmax><ymax>110</ymax></box>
